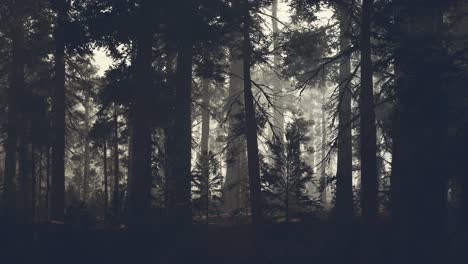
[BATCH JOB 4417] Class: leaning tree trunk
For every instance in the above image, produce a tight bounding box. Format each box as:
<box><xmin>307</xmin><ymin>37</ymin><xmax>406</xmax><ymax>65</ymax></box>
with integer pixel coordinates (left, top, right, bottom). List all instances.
<box><xmin>127</xmin><ymin>0</ymin><xmax>153</xmax><ymax>229</ymax></box>
<box><xmin>3</xmin><ymin>0</ymin><xmax>25</xmax><ymax>222</ymax></box>
<box><xmin>50</xmin><ymin>0</ymin><xmax>68</xmax><ymax>221</ymax></box>
<box><xmin>359</xmin><ymin>0</ymin><xmax>378</xmax><ymax>262</ymax></box>
<box><xmin>334</xmin><ymin>2</ymin><xmax>353</xmax><ymax>222</ymax></box>
<box><xmin>242</xmin><ymin>0</ymin><xmax>263</xmax><ymax>229</ymax></box>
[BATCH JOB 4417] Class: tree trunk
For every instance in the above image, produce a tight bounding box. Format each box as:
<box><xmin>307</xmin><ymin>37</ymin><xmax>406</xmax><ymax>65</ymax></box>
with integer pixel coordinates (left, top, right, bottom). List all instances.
<box><xmin>242</xmin><ymin>0</ymin><xmax>263</xmax><ymax>229</ymax></box>
<box><xmin>38</xmin><ymin>147</ymin><xmax>43</xmax><ymax>217</ymax></box>
<box><xmin>18</xmin><ymin>41</ymin><xmax>34</xmax><ymax>224</ymax></box>
<box><xmin>223</xmin><ymin>44</ymin><xmax>247</xmax><ymax>216</ymax></box>
<box><xmin>31</xmin><ymin>144</ymin><xmax>36</xmax><ymax>221</ymax></box>
<box><xmin>3</xmin><ymin>0</ymin><xmax>25</xmax><ymax>222</ymax></box>
<box><xmin>18</xmin><ymin>127</ymin><xmax>33</xmax><ymax>223</ymax></box>
<box><xmin>50</xmin><ymin>0</ymin><xmax>68</xmax><ymax>221</ymax></box>
<box><xmin>200</xmin><ymin>79</ymin><xmax>211</xmax><ymax>223</ymax></box>
<box><xmin>82</xmin><ymin>93</ymin><xmax>90</xmax><ymax>202</ymax></box>
<box><xmin>391</xmin><ymin>2</ymin><xmax>448</xmax><ymax>263</ymax></box>
<box><xmin>127</xmin><ymin>0</ymin><xmax>153</xmax><ymax>229</ymax></box>
<box><xmin>359</xmin><ymin>0</ymin><xmax>378</xmax><ymax>262</ymax></box>
<box><xmin>124</xmin><ymin>121</ymin><xmax>133</xmax><ymax>220</ymax></box>
<box><xmin>112</xmin><ymin>105</ymin><xmax>120</xmax><ymax>214</ymax></box>
<box><xmin>320</xmin><ymin>87</ymin><xmax>327</xmax><ymax>204</ymax></box>
<box><xmin>334</xmin><ymin>2</ymin><xmax>353</xmax><ymax>221</ymax></box>
<box><xmin>271</xmin><ymin>0</ymin><xmax>284</xmax><ymax>141</ymax></box>
<box><xmin>223</xmin><ymin>34</ymin><xmax>248</xmax><ymax>216</ymax></box>
<box><xmin>46</xmin><ymin>144</ymin><xmax>50</xmax><ymax>218</ymax></box>
<box><xmin>103</xmin><ymin>139</ymin><xmax>108</xmax><ymax>219</ymax></box>
<box><xmin>451</xmin><ymin>1</ymin><xmax>468</xmax><ymax>258</ymax></box>
<box><xmin>168</xmin><ymin>1</ymin><xmax>194</xmax><ymax>227</ymax></box>
<box><xmin>163</xmin><ymin>49</ymin><xmax>176</xmax><ymax>216</ymax></box>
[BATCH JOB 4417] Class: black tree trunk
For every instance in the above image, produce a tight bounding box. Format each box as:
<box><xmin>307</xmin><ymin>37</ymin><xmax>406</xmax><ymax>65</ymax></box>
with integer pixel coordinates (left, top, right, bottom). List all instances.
<box><xmin>50</xmin><ymin>0</ymin><xmax>68</xmax><ymax>222</ymax></box>
<box><xmin>242</xmin><ymin>0</ymin><xmax>263</xmax><ymax>229</ymax></box>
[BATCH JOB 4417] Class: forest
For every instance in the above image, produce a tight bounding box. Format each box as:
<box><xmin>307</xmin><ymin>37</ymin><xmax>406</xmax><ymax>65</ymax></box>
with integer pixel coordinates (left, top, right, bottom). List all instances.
<box><xmin>0</xmin><ymin>0</ymin><xmax>467</xmax><ymax>263</ymax></box>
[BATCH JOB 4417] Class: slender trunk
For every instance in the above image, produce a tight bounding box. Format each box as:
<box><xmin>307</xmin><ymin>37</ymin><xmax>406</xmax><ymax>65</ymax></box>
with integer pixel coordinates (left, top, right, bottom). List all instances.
<box><xmin>285</xmin><ymin>167</ymin><xmax>289</xmax><ymax>223</ymax></box>
<box><xmin>31</xmin><ymin>144</ymin><xmax>36</xmax><ymax>221</ymax></box>
<box><xmin>50</xmin><ymin>1</ymin><xmax>68</xmax><ymax>221</ymax></box>
<box><xmin>169</xmin><ymin>1</ymin><xmax>194</xmax><ymax>227</ymax></box>
<box><xmin>19</xmin><ymin>127</ymin><xmax>33</xmax><ymax>223</ymax></box>
<box><xmin>124</xmin><ymin>121</ymin><xmax>133</xmax><ymax>220</ymax></box>
<box><xmin>18</xmin><ymin>36</ymin><xmax>33</xmax><ymax>223</ymax></box>
<box><xmin>163</xmin><ymin>49</ymin><xmax>176</xmax><ymax>216</ymax></box>
<box><xmin>307</xmin><ymin>122</ymin><xmax>315</xmax><ymax>195</ymax></box>
<box><xmin>200</xmin><ymin>79</ymin><xmax>210</xmax><ymax>224</ymax></box>
<box><xmin>271</xmin><ymin>0</ymin><xmax>284</xmax><ymax>141</ymax></box>
<box><xmin>113</xmin><ymin>105</ymin><xmax>120</xmax><ymax>214</ymax></box>
<box><xmin>82</xmin><ymin>94</ymin><xmax>90</xmax><ymax>201</ymax></box>
<box><xmin>38</xmin><ymin>147</ymin><xmax>43</xmax><ymax>216</ymax></box>
<box><xmin>335</xmin><ymin>2</ymin><xmax>353</xmax><ymax>221</ymax></box>
<box><xmin>242</xmin><ymin>0</ymin><xmax>263</xmax><ymax>228</ymax></box>
<box><xmin>127</xmin><ymin>0</ymin><xmax>153</xmax><ymax>229</ymax></box>
<box><xmin>46</xmin><ymin>144</ymin><xmax>50</xmax><ymax>218</ymax></box>
<box><xmin>359</xmin><ymin>0</ymin><xmax>378</xmax><ymax>262</ymax></box>
<box><xmin>320</xmin><ymin>88</ymin><xmax>327</xmax><ymax>204</ymax></box>
<box><xmin>103</xmin><ymin>139</ymin><xmax>108</xmax><ymax>219</ymax></box>
<box><xmin>360</xmin><ymin>0</ymin><xmax>378</xmax><ymax>223</ymax></box>
<box><xmin>3</xmin><ymin>0</ymin><xmax>25</xmax><ymax>222</ymax></box>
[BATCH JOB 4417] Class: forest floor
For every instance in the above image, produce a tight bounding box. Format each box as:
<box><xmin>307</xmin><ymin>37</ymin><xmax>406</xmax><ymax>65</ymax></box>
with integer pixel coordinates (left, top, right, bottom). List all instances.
<box><xmin>0</xmin><ymin>216</ymin><xmax>462</xmax><ymax>264</ymax></box>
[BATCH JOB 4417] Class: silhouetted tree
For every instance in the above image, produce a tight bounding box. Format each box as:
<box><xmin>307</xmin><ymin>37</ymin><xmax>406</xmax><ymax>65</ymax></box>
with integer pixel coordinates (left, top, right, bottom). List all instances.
<box><xmin>127</xmin><ymin>0</ymin><xmax>153</xmax><ymax>229</ymax></box>
<box><xmin>242</xmin><ymin>0</ymin><xmax>263</xmax><ymax>229</ymax></box>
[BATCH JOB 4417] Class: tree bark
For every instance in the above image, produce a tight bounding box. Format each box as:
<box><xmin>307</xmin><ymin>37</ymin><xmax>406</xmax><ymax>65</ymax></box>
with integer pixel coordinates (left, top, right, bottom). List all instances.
<box><xmin>3</xmin><ymin>0</ymin><xmax>25</xmax><ymax>222</ymax></box>
<box><xmin>223</xmin><ymin>43</ymin><xmax>248</xmax><ymax>215</ymax></box>
<box><xmin>359</xmin><ymin>0</ymin><xmax>378</xmax><ymax>262</ymax></box>
<box><xmin>271</xmin><ymin>0</ymin><xmax>284</xmax><ymax>141</ymax></box>
<box><xmin>50</xmin><ymin>0</ymin><xmax>68</xmax><ymax>221</ymax></box>
<box><xmin>82</xmin><ymin>93</ymin><xmax>90</xmax><ymax>202</ymax></box>
<box><xmin>168</xmin><ymin>1</ymin><xmax>194</xmax><ymax>227</ymax></box>
<box><xmin>200</xmin><ymin>79</ymin><xmax>210</xmax><ymax>223</ymax></box>
<box><xmin>18</xmin><ymin>126</ymin><xmax>33</xmax><ymax>223</ymax></box>
<box><xmin>112</xmin><ymin>105</ymin><xmax>120</xmax><ymax>214</ymax></box>
<box><xmin>38</xmin><ymin>147</ymin><xmax>43</xmax><ymax>216</ymax></box>
<box><xmin>127</xmin><ymin>0</ymin><xmax>153</xmax><ymax>229</ymax></box>
<box><xmin>163</xmin><ymin>49</ymin><xmax>176</xmax><ymax>216</ymax></box>
<box><xmin>31</xmin><ymin>144</ymin><xmax>36</xmax><ymax>221</ymax></box>
<box><xmin>320</xmin><ymin>86</ymin><xmax>327</xmax><ymax>204</ymax></box>
<box><xmin>242</xmin><ymin>0</ymin><xmax>263</xmax><ymax>229</ymax></box>
<box><xmin>103</xmin><ymin>138</ymin><xmax>108</xmax><ymax>219</ymax></box>
<box><xmin>334</xmin><ymin>2</ymin><xmax>353</xmax><ymax>221</ymax></box>
<box><xmin>46</xmin><ymin>144</ymin><xmax>50</xmax><ymax>218</ymax></box>
<box><xmin>391</xmin><ymin>2</ymin><xmax>448</xmax><ymax>263</ymax></box>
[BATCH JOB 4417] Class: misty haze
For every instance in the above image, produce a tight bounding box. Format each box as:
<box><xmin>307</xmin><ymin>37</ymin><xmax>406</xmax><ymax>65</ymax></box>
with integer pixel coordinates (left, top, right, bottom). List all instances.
<box><xmin>0</xmin><ymin>0</ymin><xmax>467</xmax><ymax>264</ymax></box>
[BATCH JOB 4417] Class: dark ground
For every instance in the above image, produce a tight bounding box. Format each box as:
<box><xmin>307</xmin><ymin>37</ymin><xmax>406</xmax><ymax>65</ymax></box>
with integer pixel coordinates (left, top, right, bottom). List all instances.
<box><xmin>0</xmin><ymin>217</ymin><xmax>463</xmax><ymax>264</ymax></box>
